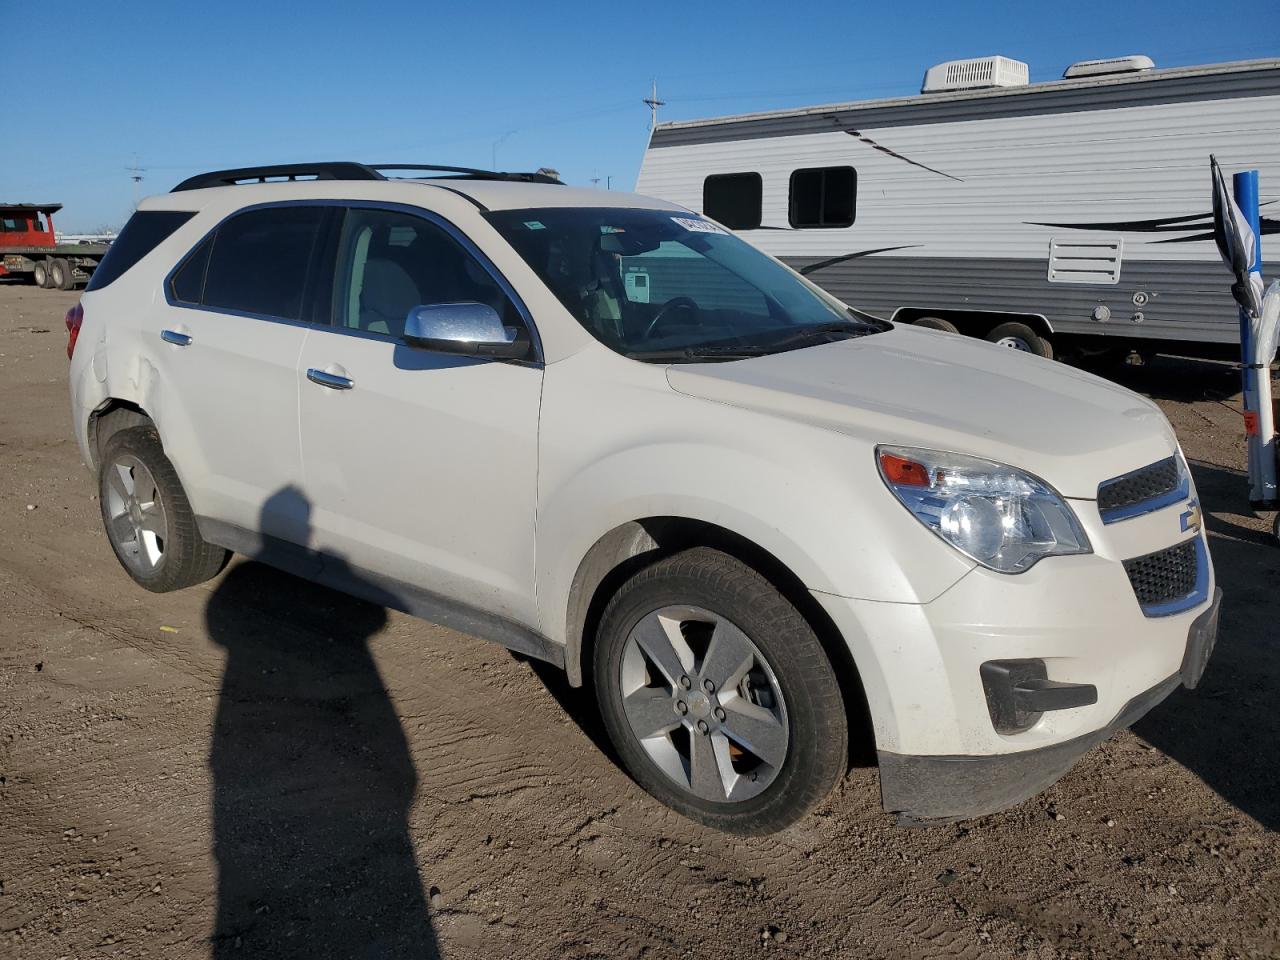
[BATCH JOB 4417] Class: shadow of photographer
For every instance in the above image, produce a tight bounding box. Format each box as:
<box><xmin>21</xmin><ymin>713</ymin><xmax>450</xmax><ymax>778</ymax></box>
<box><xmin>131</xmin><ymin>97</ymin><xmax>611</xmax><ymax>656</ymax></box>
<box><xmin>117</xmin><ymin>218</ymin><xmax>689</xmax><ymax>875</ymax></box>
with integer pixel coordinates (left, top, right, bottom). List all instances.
<box><xmin>207</xmin><ymin>486</ymin><xmax>439</xmax><ymax>959</ymax></box>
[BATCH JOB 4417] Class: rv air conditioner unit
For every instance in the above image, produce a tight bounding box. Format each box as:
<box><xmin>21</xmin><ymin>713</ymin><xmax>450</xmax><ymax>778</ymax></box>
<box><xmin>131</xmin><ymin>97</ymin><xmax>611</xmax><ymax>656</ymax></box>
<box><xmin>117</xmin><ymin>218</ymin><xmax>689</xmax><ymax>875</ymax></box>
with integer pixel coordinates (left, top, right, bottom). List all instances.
<box><xmin>921</xmin><ymin>56</ymin><xmax>1030</xmax><ymax>94</ymax></box>
<box><xmin>1063</xmin><ymin>55</ymin><xmax>1155</xmax><ymax>79</ymax></box>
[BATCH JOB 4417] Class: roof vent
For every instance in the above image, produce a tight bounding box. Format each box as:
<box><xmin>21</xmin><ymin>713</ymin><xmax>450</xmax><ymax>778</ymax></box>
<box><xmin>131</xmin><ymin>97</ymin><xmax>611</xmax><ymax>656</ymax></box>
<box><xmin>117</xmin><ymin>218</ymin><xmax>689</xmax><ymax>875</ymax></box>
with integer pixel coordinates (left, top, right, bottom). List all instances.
<box><xmin>921</xmin><ymin>56</ymin><xmax>1030</xmax><ymax>94</ymax></box>
<box><xmin>1063</xmin><ymin>55</ymin><xmax>1154</xmax><ymax>79</ymax></box>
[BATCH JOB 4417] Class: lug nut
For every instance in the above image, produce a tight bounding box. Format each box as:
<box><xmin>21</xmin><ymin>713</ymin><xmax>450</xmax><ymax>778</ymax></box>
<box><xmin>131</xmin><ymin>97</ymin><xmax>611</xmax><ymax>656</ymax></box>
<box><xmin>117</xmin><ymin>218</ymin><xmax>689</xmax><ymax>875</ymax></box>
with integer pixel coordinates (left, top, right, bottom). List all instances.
<box><xmin>696</xmin><ymin>720</ymin><xmax>709</xmax><ymax>734</ymax></box>
<box><xmin>702</xmin><ymin>679</ymin><xmax>715</xmax><ymax>693</ymax></box>
<box><xmin>713</xmin><ymin>707</ymin><xmax>726</xmax><ymax>722</ymax></box>
<box><xmin>679</xmin><ymin>675</ymin><xmax>692</xmax><ymax>690</ymax></box>
<box><xmin>676</xmin><ymin>700</ymin><xmax>688</xmax><ymax>715</ymax></box>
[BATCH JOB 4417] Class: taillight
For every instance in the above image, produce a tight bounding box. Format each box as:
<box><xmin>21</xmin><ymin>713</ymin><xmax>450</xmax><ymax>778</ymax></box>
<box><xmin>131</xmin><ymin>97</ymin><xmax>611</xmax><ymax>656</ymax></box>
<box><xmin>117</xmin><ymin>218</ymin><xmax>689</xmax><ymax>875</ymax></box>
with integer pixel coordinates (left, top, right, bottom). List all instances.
<box><xmin>65</xmin><ymin>302</ymin><xmax>83</xmax><ymax>360</ymax></box>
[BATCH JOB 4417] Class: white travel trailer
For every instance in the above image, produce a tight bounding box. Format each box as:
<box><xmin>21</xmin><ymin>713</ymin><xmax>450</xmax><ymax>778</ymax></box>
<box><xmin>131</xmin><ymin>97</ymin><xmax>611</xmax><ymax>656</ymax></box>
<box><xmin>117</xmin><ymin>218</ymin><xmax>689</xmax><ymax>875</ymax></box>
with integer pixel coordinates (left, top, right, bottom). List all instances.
<box><xmin>636</xmin><ymin>56</ymin><xmax>1280</xmax><ymax>360</ymax></box>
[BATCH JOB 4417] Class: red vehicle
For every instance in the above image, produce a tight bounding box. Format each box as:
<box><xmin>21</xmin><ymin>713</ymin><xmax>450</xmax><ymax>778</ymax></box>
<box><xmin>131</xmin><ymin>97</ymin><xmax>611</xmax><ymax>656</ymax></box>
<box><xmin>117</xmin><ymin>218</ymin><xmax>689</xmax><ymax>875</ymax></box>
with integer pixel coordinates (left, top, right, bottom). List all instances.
<box><xmin>0</xmin><ymin>203</ymin><xmax>109</xmax><ymax>289</ymax></box>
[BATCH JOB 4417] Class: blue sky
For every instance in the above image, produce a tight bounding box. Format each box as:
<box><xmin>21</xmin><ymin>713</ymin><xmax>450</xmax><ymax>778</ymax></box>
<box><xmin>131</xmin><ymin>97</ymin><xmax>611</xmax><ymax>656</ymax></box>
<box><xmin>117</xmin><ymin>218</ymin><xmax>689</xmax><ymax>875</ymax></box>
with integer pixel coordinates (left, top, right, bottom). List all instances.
<box><xmin>3</xmin><ymin>0</ymin><xmax>1274</xmax><ymax>230</ymax></box>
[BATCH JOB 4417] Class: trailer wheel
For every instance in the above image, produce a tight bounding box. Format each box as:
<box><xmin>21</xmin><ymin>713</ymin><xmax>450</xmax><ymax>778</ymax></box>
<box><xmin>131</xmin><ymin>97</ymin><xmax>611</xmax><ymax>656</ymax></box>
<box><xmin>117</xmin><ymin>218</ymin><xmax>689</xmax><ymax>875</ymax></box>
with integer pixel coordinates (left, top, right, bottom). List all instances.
<box><xmin>986</xmin><ymin>321</ymin><xmax>1052</xmax><ymax>359</ymax></box>
<box><xmin>912</xmin><ymin>316</ymin><xmax>960</xmax><ymax>334</ymax></box>
<box><xmin>33</xmin><ymin>261</ymin><xmax>50</xmax><ymax>288</ymax></box>
<box><xmin>51</xmin><ymin>259</ymin><xmax>75</xmax><ymax>291</ymax></box>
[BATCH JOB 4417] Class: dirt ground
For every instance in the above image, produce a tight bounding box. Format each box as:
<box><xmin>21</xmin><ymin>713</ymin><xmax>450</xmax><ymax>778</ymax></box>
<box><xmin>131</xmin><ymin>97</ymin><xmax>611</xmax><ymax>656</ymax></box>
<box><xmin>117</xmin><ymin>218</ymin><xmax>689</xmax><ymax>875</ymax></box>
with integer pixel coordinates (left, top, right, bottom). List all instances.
<box><xmin>0</xmin><ymin>280</ymin><xmax>1277</xmax><ymax>960</ymax></box>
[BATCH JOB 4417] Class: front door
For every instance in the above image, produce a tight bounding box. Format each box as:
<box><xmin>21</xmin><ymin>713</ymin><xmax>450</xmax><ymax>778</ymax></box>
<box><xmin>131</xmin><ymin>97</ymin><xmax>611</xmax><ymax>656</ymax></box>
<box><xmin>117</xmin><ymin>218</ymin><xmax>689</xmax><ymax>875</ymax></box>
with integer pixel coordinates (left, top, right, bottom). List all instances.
<box><xmin>298</xmin><ymin>206</ymin><xmax>543</xmax><ymax>626</ymax></box>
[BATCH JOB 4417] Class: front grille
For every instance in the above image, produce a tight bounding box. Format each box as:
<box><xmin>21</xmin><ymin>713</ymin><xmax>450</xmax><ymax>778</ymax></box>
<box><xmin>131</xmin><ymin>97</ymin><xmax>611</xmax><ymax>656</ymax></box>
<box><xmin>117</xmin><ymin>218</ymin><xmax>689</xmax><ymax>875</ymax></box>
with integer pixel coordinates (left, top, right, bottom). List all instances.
<box><xmin>1124</xmin><ymin>538</ymin><xmax>1199</xmax><ymax>611</ymax></box>
<box><xmin>1098</xmin><ymin>456</ymin><xmax>1182</xmax><ymax>521</ymax></box>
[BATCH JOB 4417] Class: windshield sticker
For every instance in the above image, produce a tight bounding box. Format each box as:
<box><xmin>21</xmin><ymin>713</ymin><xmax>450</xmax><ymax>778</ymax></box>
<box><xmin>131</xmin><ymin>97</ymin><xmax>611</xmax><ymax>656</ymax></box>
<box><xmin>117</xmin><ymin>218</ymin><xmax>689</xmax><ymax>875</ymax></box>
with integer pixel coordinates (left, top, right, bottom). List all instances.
<box><xmin>671</xmin><ymin>216</ymin><xmax>726</xmax><ymax>235</ymax></box>
<box><xmin>523</xmin><ymin>220</ymin><xmax>546</xmax><ymax>230</ymax></box>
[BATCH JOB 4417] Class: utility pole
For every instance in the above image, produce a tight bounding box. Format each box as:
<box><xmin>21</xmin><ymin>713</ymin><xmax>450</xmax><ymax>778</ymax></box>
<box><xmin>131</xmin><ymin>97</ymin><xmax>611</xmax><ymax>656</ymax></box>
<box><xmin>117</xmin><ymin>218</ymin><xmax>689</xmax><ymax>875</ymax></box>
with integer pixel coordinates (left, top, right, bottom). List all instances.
<box><xmin>590</xmin><ymin>175</ymin><xmax>601</xmax><ymax>189</ymax></box>
<box><xmin>643</xmin><ymin>79</ymin><xmax>665</xmax><ymax>133</ymax></box>
<box><xmin>491</xmin><ymin>131</ymin><xmax>515</xmax><ymax>170</ymax></box>
<box><xmin>126</xmin><ymin>155</ymin><xmax>146</xmax><ymax>209</ymax></box>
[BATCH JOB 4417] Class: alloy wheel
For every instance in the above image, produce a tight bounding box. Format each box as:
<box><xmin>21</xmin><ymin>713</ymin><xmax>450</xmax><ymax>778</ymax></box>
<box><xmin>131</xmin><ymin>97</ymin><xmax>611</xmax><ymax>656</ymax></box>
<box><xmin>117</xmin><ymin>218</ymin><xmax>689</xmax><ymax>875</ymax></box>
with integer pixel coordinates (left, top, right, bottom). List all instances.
<box><xmin>103</xmin><ymin>455</ymin><xmax>169</xmax><ymax>575</ymax></box>
<box><xmin>618</xmin><ymin>605</ymin><xmax>789</xmax><ymax>803</ymax></box>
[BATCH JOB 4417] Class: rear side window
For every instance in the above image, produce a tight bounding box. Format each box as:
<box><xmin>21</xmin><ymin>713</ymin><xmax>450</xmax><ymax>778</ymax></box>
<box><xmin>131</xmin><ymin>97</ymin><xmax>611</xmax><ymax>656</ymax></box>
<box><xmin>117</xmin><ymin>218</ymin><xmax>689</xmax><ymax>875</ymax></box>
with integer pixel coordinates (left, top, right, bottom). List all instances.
<box><xmin>702</xmin><ymin>173</ymin><xmax>762</xmax><ymax>230</ymax></box>
<box><xmin>84</xmin><ymin>210</ymin><xmax>194</xmax><ymax>291</ymax></box>
<box><xmin>200</xmin><ymin>206</ymin><xmax>326</xmax><ymax>320</ymax></box>
<box><xmin>169</xmin><ymin>236</ymin><xmax>212</xmax><ymax>304</ymax></box>
<box><xmin>788</xmin><ymin>166</ymin><xmax>856</xmax><ymax>229</ymax></box>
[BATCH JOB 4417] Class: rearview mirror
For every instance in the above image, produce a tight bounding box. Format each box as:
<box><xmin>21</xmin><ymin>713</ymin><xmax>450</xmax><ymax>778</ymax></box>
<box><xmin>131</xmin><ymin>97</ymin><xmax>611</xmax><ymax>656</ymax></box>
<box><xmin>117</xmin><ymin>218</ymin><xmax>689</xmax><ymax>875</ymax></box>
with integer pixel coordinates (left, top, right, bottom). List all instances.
<box><xmin>403</xmin><ymin>302</ymin><xmax>528</xmax><ymax>359</ymax></box>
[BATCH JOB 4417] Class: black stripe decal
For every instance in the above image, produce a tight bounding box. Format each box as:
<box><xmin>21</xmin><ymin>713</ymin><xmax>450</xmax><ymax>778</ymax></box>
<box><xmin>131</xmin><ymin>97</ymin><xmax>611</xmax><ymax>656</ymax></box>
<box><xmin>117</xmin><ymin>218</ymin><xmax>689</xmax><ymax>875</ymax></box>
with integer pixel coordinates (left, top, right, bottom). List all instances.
<box><xmin>798</xmin><ymin>245</ymin><xmax>922</xmax><ymax>275</ymax></box>
<box><xmin>845</xmin><ymin>129</ymin><xmax>964</xmax><ymax>182</ymax></box>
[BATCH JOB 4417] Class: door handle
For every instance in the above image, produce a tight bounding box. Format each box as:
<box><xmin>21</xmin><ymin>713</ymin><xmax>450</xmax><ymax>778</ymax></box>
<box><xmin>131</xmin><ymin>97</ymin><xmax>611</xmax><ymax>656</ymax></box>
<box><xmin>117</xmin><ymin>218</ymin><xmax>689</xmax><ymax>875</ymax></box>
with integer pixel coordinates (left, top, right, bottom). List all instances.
<box><xmin>160</xmin><ymin>329</ymin><xmax>192</xmax><ymax>346</ymax></box>
<box><xmin>306</xmin><ymin>368</ymin><xmax>354</xmax><ymax>390</ymax></box>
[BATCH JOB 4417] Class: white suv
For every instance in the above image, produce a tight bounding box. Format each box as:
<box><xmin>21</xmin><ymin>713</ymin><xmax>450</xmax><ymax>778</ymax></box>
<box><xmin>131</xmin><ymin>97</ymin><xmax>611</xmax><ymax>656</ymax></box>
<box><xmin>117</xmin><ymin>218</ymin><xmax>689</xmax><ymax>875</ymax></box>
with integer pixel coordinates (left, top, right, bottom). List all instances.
<box><xmin>67</xmin><ymin>163</ymin><xmax>1220</xmax><ymax>834</ymax></box>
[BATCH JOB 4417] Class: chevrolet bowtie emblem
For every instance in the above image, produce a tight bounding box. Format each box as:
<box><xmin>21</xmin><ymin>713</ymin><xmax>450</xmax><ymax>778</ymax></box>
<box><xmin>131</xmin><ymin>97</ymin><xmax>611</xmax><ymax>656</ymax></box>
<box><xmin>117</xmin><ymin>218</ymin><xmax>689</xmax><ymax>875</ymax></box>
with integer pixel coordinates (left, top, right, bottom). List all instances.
<box><xmin>1180</xmin><ymin>500</ymin><xmax>1203</xmax><ymax>534</ymax></box>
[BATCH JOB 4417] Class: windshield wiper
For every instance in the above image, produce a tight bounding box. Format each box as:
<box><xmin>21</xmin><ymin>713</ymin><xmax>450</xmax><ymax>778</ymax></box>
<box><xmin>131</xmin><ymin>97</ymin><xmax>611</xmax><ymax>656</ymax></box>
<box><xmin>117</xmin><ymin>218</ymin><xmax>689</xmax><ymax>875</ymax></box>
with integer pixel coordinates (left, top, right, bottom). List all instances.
<box><xmin>763</xmin><ymin>320</ymin><xmax>878</xmax><ymax>351</ymax></box>
<box><xmin>628</xmin><ymin>344</ymin><xmax>771</xmax><ymax>363</ymax></box>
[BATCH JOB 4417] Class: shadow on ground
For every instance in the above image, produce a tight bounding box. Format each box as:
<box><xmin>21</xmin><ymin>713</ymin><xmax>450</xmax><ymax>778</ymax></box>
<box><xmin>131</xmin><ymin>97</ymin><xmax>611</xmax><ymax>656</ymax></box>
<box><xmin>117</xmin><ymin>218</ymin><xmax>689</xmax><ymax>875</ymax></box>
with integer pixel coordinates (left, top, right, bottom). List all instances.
<box><xmin>207</xmin><ymin>488</ymin><xmax>438</xmax><ymax>959</ymax></box>
<box><xmin>1135</xmin><ymin>458</ymin><xmax>1280</xmax><ymax>831</ymax></box>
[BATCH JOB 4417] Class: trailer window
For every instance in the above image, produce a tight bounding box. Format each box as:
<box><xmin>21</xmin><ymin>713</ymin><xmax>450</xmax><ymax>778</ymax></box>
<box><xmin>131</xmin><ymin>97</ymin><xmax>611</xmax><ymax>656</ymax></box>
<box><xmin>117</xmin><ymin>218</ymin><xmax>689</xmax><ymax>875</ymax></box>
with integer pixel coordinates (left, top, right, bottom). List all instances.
<box><xmin>702</xmin><ymin>173</ymin><xmax>762</xmax><ymax>230</ymax></box>
<box><xmin>789</xmin><ymin>166</ymin><xmax>856</xmax><ymax>229</ymax></box>
<box><xmin>85</xmin><ymin>210</ymin><xmax>195</xmax><ymax>291</ymax></box>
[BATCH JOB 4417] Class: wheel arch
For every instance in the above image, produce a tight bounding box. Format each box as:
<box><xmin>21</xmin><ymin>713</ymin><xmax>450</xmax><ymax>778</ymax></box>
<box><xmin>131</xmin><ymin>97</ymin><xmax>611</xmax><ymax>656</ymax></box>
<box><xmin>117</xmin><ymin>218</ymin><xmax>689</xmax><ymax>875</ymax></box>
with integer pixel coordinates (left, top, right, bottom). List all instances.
<box><xmin>564</xmin><ymin>516</ymin><xmax>877</xmax><ymax>763</ymax></box>
<box><xmin>87</xmin><ymin>399</ymin><xmax>154</xmax><ymax>471</ymax></box>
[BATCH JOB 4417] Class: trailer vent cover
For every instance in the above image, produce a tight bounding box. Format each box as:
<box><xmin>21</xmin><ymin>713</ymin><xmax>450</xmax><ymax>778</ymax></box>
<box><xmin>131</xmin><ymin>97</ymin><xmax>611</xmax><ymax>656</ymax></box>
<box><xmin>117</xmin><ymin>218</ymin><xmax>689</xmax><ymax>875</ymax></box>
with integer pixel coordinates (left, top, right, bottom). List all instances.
<box><xmin>1048</xmin><ymin>237</ymin><xmax>1123</xmax><ymax>285</ymax></box>
<box><xmin>1063</xmin><ymin>56</ymin><xmax>1155</xmax><ymax>79</ymax></box>
<box><xmin>921</xmin><ymin>56</ymin><xmax>1030</xmax><ymax>94</ymax></box>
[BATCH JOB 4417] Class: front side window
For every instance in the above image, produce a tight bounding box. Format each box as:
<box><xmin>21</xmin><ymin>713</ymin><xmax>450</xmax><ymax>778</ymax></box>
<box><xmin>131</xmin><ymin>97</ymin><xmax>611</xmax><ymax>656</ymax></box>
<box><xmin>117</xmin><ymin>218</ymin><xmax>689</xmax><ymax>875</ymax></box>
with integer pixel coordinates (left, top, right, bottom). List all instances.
<box><xmin>789</xmin><ymin>166</ymin><xmax>856</xmax><ymax>229</ymax></box>
<box><xmin>703</xmin><ymin>173</ymin><xmax>762</xmax><ymax>230</ymax></box>
<box><xmin>200</xmin><ymin>206</ymin><xmax>326</xmax><ymax>320</ymax></box>
<box><xmin>331</xmin><ymin>208</ymin><xmax>519</xmax><ymax>340</ymax></box>
<box><xmin>485</xmin><ymin>207</ymin><xmax>881</xmax><ymax>361</ymax></box>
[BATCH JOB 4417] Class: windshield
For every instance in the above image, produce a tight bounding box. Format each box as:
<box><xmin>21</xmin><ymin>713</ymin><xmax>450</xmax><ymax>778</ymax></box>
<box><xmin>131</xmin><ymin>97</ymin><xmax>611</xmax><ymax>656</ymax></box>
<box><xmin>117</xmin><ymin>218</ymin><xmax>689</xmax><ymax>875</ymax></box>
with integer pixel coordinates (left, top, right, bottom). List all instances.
<box><xmin>484</xmin><ymin>207</ymin><xmax>883</xmax><ymax>361</ymax></box>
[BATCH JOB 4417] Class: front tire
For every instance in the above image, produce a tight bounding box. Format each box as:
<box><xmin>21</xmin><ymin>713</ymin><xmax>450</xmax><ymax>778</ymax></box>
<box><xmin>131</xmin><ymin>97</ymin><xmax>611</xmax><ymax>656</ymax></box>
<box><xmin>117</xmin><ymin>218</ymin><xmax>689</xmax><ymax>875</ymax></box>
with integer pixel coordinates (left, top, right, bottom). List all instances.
<box><xmin>98</xmin><ymin>426</ymin><xmax>230</xmax><ymax>592</ymax></box>
<box><xmin>594</xmin><ymin>548</ymin><xmax>847</xmax><ymax>835</ymax></box>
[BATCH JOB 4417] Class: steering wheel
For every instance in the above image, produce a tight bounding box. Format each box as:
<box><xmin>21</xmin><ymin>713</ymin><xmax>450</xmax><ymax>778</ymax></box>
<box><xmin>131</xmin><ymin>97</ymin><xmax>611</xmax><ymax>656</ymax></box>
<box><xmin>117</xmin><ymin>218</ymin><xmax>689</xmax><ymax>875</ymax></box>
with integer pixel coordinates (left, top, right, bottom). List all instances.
<box><xmin>642</xmin><ymin>296</ymin><xmax>701</xmax><ymax>341</ymax></box>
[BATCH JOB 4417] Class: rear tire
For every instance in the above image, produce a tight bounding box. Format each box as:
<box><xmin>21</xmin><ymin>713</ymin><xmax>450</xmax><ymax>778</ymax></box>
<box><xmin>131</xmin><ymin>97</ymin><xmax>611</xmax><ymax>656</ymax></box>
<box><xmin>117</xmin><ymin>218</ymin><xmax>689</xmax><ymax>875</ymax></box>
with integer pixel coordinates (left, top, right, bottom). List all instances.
<box><xmin>98</xmin><ymin>426</ymin><xmax>230</xmax><ymax>592</ymax></box>
<box><xmin>985</xmin><ymin>321</ymin><xmax>1052</xmax><ymax>359</ymax></box>
<box><xmin>51</xmin><ymin>258</ymin><xmax>75</xmax><ymax>291</ymax></box>
<box><xmin>32</xmin><ymin>261</ymin><xmax>49</xmax><ymax>288</ymax></box>
<box><xmin>912</xmin><ymin>316</ymin><xmax>960</xmax><ymax>334</ymax></box>
<box><xmin>593</xmin><ymin>547</ymin><xmax>847</xmax><ymax>835</ymax></box>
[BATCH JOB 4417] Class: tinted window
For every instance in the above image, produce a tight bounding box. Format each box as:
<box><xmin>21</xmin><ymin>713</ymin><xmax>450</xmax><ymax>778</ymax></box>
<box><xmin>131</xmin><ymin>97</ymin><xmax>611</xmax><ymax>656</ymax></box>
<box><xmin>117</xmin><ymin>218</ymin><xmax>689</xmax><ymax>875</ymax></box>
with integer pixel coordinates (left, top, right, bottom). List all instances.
<box><xmin>202</xmin><ymin>206</ymin><xmax>325</xmax><ymax>320</ymax></box>
<box><xmin>85</xmin><ymin>210</ymin><xmax>194</xmax><ymax>291</ymax></box>
<box><xmin>702</xmin><ymin>173</ymin><xmax>762</xmax><ymax>230</ymax></box>
<box><xmin>169</xmin><ymin>235</ymin><xmax>212</xmax><ymax>304</ymax></box>
<box><xmin>332</xmin><ymin>208</ymin><xmax>518</xmax><ymax>340</ymax></box>
<box><xmin>789</xmin><ymin>166</ymin><xmax>856</xmax><ymax>228</ymax></box>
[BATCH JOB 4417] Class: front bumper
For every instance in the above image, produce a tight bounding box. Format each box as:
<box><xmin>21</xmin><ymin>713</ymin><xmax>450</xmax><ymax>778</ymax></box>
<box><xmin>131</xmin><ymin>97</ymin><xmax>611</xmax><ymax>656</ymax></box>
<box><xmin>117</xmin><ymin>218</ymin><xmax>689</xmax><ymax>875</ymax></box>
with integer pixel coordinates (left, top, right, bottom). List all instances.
<box><xmin>876</xmin><ymin>587</ymin><xmax>1220</xmax><ymax>824</ymax></box>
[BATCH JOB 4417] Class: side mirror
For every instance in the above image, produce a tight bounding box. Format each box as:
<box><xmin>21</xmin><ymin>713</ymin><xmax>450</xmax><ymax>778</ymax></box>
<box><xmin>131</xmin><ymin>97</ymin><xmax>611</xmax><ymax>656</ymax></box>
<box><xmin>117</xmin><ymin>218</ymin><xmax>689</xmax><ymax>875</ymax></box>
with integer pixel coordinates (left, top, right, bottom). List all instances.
<box><xmin>403</xmin><ymin>302</ymin><xmax>529</xmax><ymax>359</ymax></box>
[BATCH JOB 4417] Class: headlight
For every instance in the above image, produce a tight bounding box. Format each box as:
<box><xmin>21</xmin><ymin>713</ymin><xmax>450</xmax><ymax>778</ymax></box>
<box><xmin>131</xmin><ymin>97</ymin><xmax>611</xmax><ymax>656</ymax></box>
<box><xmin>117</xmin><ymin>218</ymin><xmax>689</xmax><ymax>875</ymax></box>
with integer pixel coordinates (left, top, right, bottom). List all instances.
<box><xmin>877</xmin><ymin>445</ymin><xmax>1091</xmax><ymax>573</ymax></box>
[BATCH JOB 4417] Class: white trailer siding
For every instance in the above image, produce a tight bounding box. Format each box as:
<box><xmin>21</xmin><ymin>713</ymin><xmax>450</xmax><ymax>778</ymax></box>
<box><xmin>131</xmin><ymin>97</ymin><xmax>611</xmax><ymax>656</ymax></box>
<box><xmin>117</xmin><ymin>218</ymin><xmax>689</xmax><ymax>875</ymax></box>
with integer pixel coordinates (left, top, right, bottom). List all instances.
<box><xmin>637</xmin><ymin>60</ymin><xmax>1280</xmax><ymax>347</ymax></box>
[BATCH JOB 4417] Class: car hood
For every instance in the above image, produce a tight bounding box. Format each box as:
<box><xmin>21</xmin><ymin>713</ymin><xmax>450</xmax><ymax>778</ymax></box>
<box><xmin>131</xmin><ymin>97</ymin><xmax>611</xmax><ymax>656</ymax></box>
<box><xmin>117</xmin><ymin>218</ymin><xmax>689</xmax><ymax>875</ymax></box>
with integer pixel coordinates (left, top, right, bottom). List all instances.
<box><xmin>664</xmin><ymin>325</ymin><xmax>1177</xmax><ymax>499</ymax></box>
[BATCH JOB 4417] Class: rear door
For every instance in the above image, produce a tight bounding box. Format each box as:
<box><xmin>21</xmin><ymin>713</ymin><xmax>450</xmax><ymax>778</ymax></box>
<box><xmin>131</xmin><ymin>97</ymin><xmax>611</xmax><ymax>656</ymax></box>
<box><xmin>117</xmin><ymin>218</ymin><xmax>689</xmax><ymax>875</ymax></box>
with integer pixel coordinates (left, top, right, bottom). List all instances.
<box><xmin>297</xmin><ymin>204</ymin><xmax>543</xmax><ymax>625</ymax></box>
<box><xmin>151</xmin><ymin>204</ymin><xmax>331</xmax><ymax>543</ymax></box>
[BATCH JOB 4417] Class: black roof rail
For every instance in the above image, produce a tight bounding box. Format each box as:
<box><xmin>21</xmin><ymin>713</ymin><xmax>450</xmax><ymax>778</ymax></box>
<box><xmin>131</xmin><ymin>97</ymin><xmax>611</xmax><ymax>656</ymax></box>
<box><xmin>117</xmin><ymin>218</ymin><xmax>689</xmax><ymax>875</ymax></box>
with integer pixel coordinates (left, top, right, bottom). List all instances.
<box><xmin>171</xmin><ymin>162</ymin><xmax>564</xmax><ymax>192</ymax></box>
<box><xmin>370</xmin><ymin>164</ymin><xmax>563</xmax><ymax>184</ymax></box>
<box><xmin>172</xmin><ymin>162</ymin><xmax>385</xmax><ymax>192</ymax></box>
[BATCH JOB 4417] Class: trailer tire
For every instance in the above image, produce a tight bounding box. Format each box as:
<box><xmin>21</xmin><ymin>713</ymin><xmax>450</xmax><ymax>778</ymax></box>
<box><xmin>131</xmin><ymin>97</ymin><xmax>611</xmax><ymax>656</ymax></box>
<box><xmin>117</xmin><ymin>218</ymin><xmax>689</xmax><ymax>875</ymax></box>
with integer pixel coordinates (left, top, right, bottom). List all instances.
<box><xmin>33</xmin><ymin>261</ymin><xmax>51</xmax><ymax>288</ymax></box>
<box><xmin>51</xmin><ymin>259</ymin><xmax>75</xmax><ymax>291</ymax></box>
<box><xmin>985</xmin><ymin>321</ymin><xmax>1052</xmax><ymax>359</ymax></box>
<box><xmin>912</xmin><ymin>316</ymin><xmax>960</xmax><ymax>334</ymax></box>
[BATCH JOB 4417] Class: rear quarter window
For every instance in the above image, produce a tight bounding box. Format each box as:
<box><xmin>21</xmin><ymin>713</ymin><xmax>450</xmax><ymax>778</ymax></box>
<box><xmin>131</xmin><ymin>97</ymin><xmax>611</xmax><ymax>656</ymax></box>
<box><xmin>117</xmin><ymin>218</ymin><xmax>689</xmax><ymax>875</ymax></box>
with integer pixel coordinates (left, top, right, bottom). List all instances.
<box><xmin>85</xmin><ymin>210</ymin><xmax>195</xmax><ymax>291</ymax></box>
